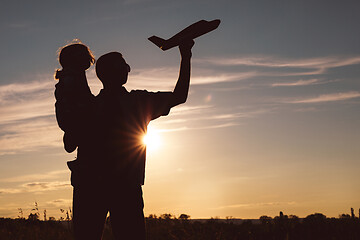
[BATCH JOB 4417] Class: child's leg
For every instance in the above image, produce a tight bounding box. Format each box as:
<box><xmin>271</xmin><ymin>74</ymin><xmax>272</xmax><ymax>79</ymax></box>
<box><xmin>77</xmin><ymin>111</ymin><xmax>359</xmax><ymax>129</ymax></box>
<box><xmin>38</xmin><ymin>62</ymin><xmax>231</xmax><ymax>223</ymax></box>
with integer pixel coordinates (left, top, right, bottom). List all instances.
<box><xmin>63</xmin><ymin>132</ymin><xmax>77</xmax><ymax>153</ymax></box>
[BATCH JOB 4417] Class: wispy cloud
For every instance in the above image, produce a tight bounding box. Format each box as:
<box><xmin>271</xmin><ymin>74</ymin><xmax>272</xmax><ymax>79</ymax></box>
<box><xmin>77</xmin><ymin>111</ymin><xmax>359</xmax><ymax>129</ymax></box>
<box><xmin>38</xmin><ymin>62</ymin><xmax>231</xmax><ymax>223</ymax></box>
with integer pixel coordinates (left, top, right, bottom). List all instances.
<box><xmin>0</xmin><ymin>181</ymin><xmax>70</xmax><ymax>195</ymax></box>
<box><xmin>0</xmin><ymin>101</ymin><xmax>54</xmax><ymax>125</ymax></box>
<box><xmin>289</xmin><ymin>91</ymin><xmax>360</xmax><ymax>103</ymax></box>
<box><xmin>158</xmin><ymin>122</ymin><xmax>240</xmax><ymax>133</ymax></box>
<box><xmin>0</xmin><ymin>78</ymin><xmax>63</xmax><ymax>154</ymax></box>
<box><xmin>0</xmin><ymin>79</ymin><xmax>54</xmax><ymax>124</ymax></box>
<box><xmin>128</xmin><ymin>67</ymin><xmax>256</xmax><ymax>90</ymax></box>
<box><xmin>169</xmin><ymin>105</ymin><xmax>213</xmax><ymax>115</ymax></box>
<box><xmin>214</xmin><ymin>201</ymin><xmax>296</xmax><ymax>210</ymax></box>
<box><xmin>293</xmin><ymin>107</ymin><xmax>319</xmax><ymax>112</ymax></box>
<box><xmin>0</xmin><ymin>188</ymin><xmax>22</xmax><ymax>194</ymax></box>
<box><xmin>191</xmin><ymin>72</ymin><xmax>257</xmax><ymax>85</ymax></box>
<box><xmin>23</xmin><ymin>181</ymin><xmax>70</xmax><ymax>192</ymax></box>
<box><xmin>197</xmin><ymin>55</ymin><xmax>360</xmax><ymax>69</ymax></box>
<box><xmin>0</xmin><ymin>80</ymin><xmax>52</xmax><ymax>100</ymax></box>
<box><xmin>195</xmin><ymin>55</ymin><xmax>360</xmax><ymax>80</ymax></box>
<box><xmin>45</xmin><ymin>199</ymin><xmax>72</xmax><ymax>208</ymax></box>
<box><xmin>0</xmin><ymin>116</ymin><xmax>62</xmax><ymax>155</ymax></box>
<box><xmin>272</xmin><ymin>79</ymin><xmax>320</xmax><ymax>87</ymax></box>
<box><xmin>154</xmin><ymin>106</ymin><xmax>271</xmax><ymax>132</ymax></box>
<box><xmin>0</xmin><ymin>170</ymin><xmax>68</xmax><ymax>183</ymax></box>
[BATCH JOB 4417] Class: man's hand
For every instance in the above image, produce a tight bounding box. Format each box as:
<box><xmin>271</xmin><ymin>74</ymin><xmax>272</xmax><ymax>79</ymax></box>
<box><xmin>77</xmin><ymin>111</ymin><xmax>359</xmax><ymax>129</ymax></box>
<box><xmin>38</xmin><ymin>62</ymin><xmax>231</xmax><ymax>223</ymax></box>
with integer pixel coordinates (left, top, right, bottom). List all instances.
<box><xmin>179</xmin><ymin>40</ymin><xmax>195</xmax><ymax>58</ymax></box>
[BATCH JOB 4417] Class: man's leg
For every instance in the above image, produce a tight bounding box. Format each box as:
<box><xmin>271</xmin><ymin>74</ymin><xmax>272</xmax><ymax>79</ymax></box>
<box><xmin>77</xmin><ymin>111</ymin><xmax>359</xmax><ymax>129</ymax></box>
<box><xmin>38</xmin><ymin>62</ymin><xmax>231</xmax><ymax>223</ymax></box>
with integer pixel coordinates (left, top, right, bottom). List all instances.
<box><xmin>72</xmin><ymin>185</ymin><xmax>108</xmax><ymax>240</ymax></box>
<box><xmin>109</xmin><ymin>185</ymin><xmax>146</xmax><ymax>240</ymax></box>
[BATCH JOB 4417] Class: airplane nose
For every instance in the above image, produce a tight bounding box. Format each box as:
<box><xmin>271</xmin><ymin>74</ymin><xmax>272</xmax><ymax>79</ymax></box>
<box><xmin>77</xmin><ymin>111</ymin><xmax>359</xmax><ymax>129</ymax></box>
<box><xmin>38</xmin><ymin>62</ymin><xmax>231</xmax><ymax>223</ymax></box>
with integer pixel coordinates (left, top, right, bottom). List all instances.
<box><xmin>211</xmin><ymin>19</ymin><xmax>221</xmax><ymax>28</ymax></box>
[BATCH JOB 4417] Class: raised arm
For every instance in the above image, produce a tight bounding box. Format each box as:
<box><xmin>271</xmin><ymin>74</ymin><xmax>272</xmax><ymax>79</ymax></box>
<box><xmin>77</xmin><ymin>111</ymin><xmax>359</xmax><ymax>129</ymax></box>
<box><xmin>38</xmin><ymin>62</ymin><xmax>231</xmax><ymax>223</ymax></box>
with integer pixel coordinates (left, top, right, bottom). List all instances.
<box><xmin>170</xmin><ymin>40</ymin><xmax>195</xmax><ymax>108</ymax></box>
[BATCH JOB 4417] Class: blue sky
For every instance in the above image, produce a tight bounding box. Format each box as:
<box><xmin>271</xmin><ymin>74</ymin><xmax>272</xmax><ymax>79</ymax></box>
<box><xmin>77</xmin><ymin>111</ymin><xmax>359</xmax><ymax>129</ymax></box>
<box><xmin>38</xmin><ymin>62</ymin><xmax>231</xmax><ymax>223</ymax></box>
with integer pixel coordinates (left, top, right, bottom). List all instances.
<box><xmin>0</xmin><ymin>0</ymin><xmax>359</xmax><ymax>219</ymax></box>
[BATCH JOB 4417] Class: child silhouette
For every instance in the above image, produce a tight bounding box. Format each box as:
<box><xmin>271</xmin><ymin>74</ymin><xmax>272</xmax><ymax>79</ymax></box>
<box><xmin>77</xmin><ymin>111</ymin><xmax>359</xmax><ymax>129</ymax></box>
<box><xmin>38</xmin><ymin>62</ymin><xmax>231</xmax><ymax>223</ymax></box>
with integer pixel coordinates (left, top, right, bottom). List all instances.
<box><xmin>54</xmin><ymin>41</ymin><xmax>95</xmax><ymax>153</ymax></box>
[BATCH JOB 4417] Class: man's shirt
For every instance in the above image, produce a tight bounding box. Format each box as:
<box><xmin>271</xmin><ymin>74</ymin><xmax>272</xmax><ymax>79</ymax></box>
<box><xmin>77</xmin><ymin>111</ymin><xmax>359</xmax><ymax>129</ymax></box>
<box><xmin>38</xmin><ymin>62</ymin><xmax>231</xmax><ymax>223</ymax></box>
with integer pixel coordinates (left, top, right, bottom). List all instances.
<box><xmin>77</xmin><ymin>87</ymin><xmax>172</xmax><ymax>186</ymax></box>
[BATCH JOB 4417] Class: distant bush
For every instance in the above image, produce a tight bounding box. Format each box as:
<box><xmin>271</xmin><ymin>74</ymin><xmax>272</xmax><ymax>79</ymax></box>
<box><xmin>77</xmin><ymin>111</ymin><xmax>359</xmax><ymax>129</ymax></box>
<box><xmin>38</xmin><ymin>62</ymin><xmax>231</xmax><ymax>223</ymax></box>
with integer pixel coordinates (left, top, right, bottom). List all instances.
<box><xmin>0</xmin><ymin>218</ymin><xmax>73</xmax><ymax>240</ymax></box>
<box><xmin>0</xmin><ymin>213</ymin><xmax>359</xmax><ymax>240</ymax></box>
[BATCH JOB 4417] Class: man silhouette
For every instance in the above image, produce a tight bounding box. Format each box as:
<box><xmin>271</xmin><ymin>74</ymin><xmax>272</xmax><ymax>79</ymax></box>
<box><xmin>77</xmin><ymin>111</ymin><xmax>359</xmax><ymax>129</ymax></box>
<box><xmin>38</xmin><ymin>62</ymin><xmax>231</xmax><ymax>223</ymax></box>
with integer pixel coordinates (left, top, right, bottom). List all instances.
<box><xmin>71</xmin><ymin>40</ymin><xmax>194</xmax><ymax>240</ymax></box>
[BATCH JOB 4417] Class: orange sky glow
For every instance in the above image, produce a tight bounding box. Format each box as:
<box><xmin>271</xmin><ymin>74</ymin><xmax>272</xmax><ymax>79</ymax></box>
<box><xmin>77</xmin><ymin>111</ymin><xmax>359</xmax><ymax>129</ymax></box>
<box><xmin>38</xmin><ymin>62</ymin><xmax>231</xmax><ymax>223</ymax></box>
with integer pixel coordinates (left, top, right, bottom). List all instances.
<box><xmin>0</xmin><ymin>0</ymin><xmax>360</xmax><ymax>220</ymax></box>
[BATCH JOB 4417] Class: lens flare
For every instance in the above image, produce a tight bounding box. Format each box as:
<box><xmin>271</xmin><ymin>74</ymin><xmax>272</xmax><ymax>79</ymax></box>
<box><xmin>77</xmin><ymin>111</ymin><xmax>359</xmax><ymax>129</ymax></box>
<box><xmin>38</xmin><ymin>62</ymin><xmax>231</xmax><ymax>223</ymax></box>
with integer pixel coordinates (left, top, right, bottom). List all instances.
<box><xmin>142</xmin><ymin>125</ymin><xmax>161</xmax><ymax>151</ymax></box>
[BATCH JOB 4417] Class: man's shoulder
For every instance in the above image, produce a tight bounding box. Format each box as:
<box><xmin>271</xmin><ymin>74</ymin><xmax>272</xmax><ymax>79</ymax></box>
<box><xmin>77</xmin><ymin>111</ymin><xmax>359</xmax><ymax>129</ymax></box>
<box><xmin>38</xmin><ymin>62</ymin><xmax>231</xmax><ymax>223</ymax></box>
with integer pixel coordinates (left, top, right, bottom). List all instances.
<box><xmin>130</xmin><ymin>89</ymin><xmax>149</xmax><ymax>95</ymax></box>
<box><xmin>130</xmin><ymin>89</ymin><xmax>172</xmax><ymax>97</ymax></box>
<box><xmin>129</xmin><ymin>89</ymin><xmax>156</xmax><ymax>102</ymax></box>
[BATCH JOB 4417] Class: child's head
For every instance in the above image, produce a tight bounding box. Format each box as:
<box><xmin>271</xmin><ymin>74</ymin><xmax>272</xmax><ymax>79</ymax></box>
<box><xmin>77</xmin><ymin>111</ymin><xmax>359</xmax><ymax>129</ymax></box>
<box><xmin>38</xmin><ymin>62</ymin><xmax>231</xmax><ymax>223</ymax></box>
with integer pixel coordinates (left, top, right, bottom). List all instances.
<box><xmin>58</xmin><ymin>41</ymin><xmax>95</xmax><ymax>71</ymax></box>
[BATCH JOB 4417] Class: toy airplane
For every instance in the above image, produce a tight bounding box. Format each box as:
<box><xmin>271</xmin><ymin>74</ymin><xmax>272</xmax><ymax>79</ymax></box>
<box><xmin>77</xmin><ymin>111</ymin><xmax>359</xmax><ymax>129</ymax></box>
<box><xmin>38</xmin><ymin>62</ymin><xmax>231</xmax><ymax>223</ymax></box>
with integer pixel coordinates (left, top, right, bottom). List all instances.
<box><xmin>148</xmin><ymin>19</ymin><xmax>221</xmax><ymax>51</ymax></box>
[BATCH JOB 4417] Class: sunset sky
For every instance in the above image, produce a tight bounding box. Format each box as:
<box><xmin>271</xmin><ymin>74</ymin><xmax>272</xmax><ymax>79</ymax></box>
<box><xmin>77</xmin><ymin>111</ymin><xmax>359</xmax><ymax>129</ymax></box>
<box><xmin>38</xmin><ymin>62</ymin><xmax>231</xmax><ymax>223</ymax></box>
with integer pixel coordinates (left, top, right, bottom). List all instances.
<box><xmin>1</xmin><ymin>0</ymin><xmax>360</xmax><ymax>220</ymax></box>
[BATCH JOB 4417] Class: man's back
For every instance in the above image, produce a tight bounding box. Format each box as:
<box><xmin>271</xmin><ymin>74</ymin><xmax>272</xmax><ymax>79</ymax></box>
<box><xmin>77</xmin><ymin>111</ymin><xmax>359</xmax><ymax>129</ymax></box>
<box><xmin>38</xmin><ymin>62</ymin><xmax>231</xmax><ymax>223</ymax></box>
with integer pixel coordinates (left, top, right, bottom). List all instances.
<box><xmin>79</xmin><ymin>86</ymin><xmax>172</xmax><ymax>186</ymax></box>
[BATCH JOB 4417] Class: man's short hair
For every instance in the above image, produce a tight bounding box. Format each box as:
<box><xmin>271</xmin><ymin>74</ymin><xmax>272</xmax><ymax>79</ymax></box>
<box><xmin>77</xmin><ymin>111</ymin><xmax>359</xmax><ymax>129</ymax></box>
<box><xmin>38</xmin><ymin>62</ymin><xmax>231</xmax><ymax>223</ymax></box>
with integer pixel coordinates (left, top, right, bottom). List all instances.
<box><xmin>96</xmin><ymin>52</ymin><xmax>130</xmax><ymax>83</ymax></box>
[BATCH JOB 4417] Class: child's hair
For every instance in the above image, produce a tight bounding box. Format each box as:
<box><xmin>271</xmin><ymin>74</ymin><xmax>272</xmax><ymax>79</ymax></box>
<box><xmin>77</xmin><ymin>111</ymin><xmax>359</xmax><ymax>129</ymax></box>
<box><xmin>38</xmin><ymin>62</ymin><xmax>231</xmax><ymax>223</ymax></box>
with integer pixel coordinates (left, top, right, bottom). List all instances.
<box><xmin>58</xmin><ymin>40</ymin><xmax>95</xmax><ymax>70</ymax></box>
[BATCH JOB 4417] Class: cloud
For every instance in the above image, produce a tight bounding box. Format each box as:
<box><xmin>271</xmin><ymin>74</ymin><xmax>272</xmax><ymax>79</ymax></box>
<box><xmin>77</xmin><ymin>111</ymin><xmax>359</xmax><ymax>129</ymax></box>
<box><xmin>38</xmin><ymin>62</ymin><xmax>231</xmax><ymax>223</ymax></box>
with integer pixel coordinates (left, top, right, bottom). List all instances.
<box><xmin>272</xmin><ymin>79</ymin><xmax>320</xmax><ymax>87</ymax></box>
<box><xmin>1</xmin><ymin>170</ymin><xmax>68</xmax><ymax>183</ymax></box>
<box><xmin>0</xmin><ymin>188</ymin><xmax>22</xmax><ymax>194</ymax></box>
<box><xmin>293</xmin><ymin>107</ymin><xmax>319</xmax><ymax>112</ymax></box>
<box><xmin>0</xmin><ymin>77</ymin><xmax>64</xmax><ymax>154</ymax></box>
<box><xmin>0</xmin><ymin>181</ymin><xmax>70</xmax><ymax>195</ymax></box>
<box><xmin>0</xmin><ymin>80</ymin><xmax>53</xmax><ymax>102</ymax></box>
<box><xmin>195</xmin><ymin>55</ymin><xmax>360</xmax><ymax>80</ymax></box>
<box><xmin>45</xmin><ymin>199</ymin><xmax>72</xmax><ymax>208</ymax></box>
<box><xmin>127</xmin><ymin>67</ymin><xmax>256</xmax><ymax>90</ymax></box>
<box><xmin>214</xmin><ymin>201</ymin><xmax>296</xmax><ymax>210</ymax></box>
<box><xmin>191</xmin><ymin>72</ymin><xmax>257</xmax><ymax>85</ymax></box>
<box><xmin>289</xmin><ymin>91</ymin><xmax>360</xmax><ymax>103</ymax></box>
<box><xmin>211</xmin><ymin>108</ymin><xmax>272</xmax><ymax>120</ymax></box>
<box><xmin>0</xmin><ymin>79</ymin><xmax>55</xmax><ymax>124</ymax></box>
<box><xmin>169</xmin><ymin>104</ymin><xmax>213</xmax><ymax>115</ymax></box>
<box><xmin>0</xmin><ymin>101</ymin><xmax>54</xmax><ymax>125</ymax></box>
<box><xmin>197</xmin><ymin>55</ymin><xmax>360</xmax><ymax>69</ymax></box>
<box><xmin>23</xmin><ymin>181</ymin><xmax>69</xmax><ymax>191</ymax></box>
<box><xmin>169</xmin><ymin>105</ymin><xmax>270</xmax><ymax>120</ymax></box>
<box><xmin>0</xmin><ymin>116</ymin><xmax>62</xmax><ymax>155</ymax></box>
<box><xmin>158</xmin><ymin>123</ymin><xmax>240</xmax><ymax>133</ymax></box>
<box><xmin>153</xmin><ymin>105</ymin><xmax>271</xmax><ymax>132</ymax></box>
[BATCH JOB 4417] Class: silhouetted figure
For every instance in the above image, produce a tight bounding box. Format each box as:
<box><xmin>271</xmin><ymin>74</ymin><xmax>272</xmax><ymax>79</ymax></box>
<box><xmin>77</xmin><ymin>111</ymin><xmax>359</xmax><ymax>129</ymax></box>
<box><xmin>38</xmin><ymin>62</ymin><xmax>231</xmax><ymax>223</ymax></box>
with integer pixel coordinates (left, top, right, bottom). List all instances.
<box><xmin>70</xmin><ymin>40</ymin><xmax>194</xmax><ymax>240</ymax></box>
<box><xmin>54</xmin><ymin>41</ymin><xmax>95</xmax><ymax>153</ymax></box>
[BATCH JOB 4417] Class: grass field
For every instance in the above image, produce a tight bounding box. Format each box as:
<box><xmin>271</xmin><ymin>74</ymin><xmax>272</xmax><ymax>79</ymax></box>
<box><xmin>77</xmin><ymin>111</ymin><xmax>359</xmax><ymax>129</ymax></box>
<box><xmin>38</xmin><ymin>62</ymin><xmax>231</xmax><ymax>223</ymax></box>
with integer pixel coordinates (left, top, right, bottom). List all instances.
<box><xmin>1</xmin><ymin>212</ymin><xmax>360</xmax><ymax>240</ymax></box>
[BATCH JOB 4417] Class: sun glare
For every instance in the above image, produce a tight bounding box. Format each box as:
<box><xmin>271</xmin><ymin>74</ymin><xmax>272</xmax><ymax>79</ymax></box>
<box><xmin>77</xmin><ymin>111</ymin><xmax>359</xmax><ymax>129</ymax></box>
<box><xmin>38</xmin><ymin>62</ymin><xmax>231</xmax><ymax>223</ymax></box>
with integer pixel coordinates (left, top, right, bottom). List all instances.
<box><xmin>143</xmin><ymin>125</ymin><xmax>161</xmax><ymax>151</ymax></box>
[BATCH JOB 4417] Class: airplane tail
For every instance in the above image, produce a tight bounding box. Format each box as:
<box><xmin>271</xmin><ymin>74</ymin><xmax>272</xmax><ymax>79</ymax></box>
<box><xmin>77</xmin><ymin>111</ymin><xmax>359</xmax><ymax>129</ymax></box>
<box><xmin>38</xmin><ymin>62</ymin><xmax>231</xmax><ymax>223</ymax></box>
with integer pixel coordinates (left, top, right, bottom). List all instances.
<box><xmin>148</xmin><ymin>36</ymin><xmax>166</xmax><ymax>49</ymax></box>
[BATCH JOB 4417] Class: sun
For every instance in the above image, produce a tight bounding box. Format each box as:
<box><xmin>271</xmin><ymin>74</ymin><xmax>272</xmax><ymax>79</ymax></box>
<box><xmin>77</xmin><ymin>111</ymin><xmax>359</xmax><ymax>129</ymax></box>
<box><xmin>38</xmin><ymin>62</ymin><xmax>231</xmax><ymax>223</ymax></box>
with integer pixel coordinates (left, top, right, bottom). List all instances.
<box><xmin>142</xmin><ymin>124</ymin><xmax>161</xmax><ymax>151</ymax></box>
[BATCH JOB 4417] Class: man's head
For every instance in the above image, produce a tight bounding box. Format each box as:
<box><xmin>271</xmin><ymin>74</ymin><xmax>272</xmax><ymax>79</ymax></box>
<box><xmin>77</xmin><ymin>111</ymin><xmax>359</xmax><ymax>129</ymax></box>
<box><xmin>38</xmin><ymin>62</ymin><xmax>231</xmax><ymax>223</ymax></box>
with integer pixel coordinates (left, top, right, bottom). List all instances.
<box><xmin>96</xmin><ymin>52</ymin><xmax>131</xmax><ymax>88</ymax></box>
